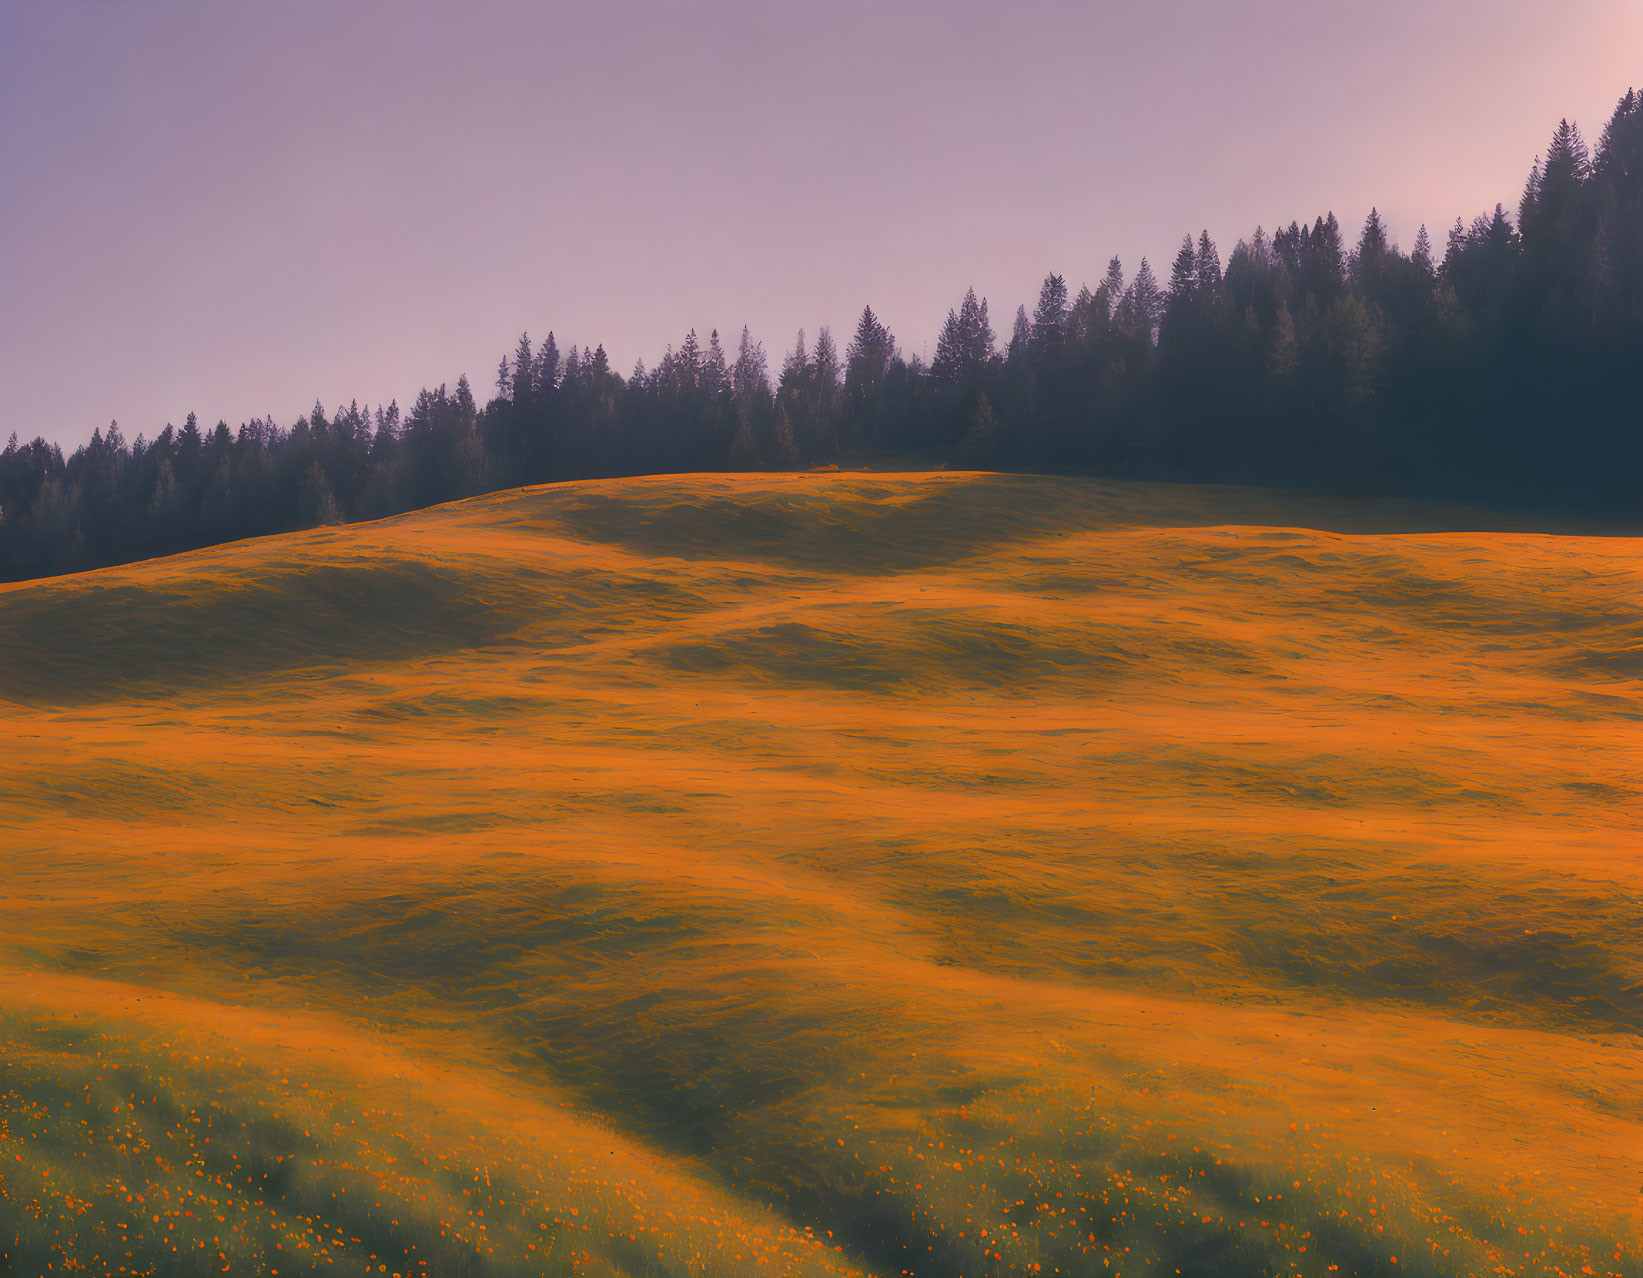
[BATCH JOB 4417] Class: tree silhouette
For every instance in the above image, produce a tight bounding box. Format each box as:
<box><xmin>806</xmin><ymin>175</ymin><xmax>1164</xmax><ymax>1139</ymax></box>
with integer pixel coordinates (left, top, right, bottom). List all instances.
<box><xmin>3</xmin><ymin>87</ymin><xmax>1641</xmax><ymax>581</ymax></box>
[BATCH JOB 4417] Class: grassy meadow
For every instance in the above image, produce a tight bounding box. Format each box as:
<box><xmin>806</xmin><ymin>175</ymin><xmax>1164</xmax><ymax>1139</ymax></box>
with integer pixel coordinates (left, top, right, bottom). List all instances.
<box><xmin>1</xmin><ymin>471</ymin><xmax>1639</xmax><ymax>1278</ymax></box>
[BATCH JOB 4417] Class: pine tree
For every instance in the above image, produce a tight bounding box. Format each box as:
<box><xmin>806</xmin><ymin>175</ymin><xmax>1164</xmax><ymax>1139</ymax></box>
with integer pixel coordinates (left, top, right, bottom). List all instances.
<box><xmin>1007</xmin><ymin>304</ymin><xmax>1032</xmax><ymax>362</ymax></box>
<box><xmin>1318</xmin><ymin>213</ymin><xmax>1345</xmax><ymax>295</ymax></box>
<box><xmin>782</xmin><ymin>329</ymin><xmax>809</xmax><ymax>387</ymax></box>
<box><xmin>534</xmin><ymin>332</ymin><xmax>560</xmax><ymax>399</ymax></box>
<box><xmin>732</xmin><ymin>326</ymin><xmax>769</xmax><ymax>405</ymax></box>
<box><xmin>1444</xmin><ymin>216</ymin><xmax>1468</xmax><ymax>271</ymax></box>
<box><xmin>1031</xmin><ymin>274</ymin><xmax>1069</xmax><ymax>349</ymax></box>
<box><xmin>702</xmin><ymin>330</ymin><xmax>729</xmax><ymax>396</ymax></box>
<box><xmin>931</xmin><ymin>291</ymin><xmax>992</xmax><ymax>383</ymax></box>
<box><xmin>815</xmin><ymin>326</ymin><xmax>839</xmax><ymax>377</ymax></box>
<box><xmin>845</xmin><ymin>306</ymin><xmax>895</xmax><ymax>390</ymax></box>
<box><xmin>1168</xmin><ymin>236</ymin><xmax>1198</xmax><ymax>302</ymax></box>
<box><xmin>1101</xmin><ymin>257</ymin><xmax>1125</xmax><ymax>316</ymax></box>
<box><xmin>679</xmin><ymin>329</ymin><xmax>702</xmax><ymax>388</ymax></box>
<box><xmin>1412</xmin><ymin>225</ymin><xmax>1436</xmax><ymax>278</ymax></box>
<box><xmin>1068</xmin><ymin>285</ymin><xmax>1096</xmax><ymax>345</ymax></box>
<box><xmin>1194</xmin><ymin>231</ymin><xmax>1222</xmax><ymax>292</ymax></box>
<box><xmin>509</xmin><ymin>333</ymin><xmax>533</xmax><ymax>406</ymax></box>
<box><xmin>1351</xmin><ymin>209</ymin><xmax>1391</xmax><ymax>297</ymax></box>
<box><xmin>373</xmin><ymin>402</ymin><xmax>400</xmax><ymax>451</ymax></box>
<box><xmin>1595</xmin><ymin>89</ymin><xmax>1640</xmax><ymax>182</ymax></box>
<box><xmin>960</xmin><ymin>288</ymin><xmax>994</xmax><ymax>368</ymax></box>
<box><xmin>843</xmin><ymin>306</ymin><xmax>896</xmax><ymax>450</ymax></box>
<box><xmin>931</xmin><ymin>308</ymin><xmax>967</xmax><ymax>383</ymax></box>
<box><xmin>1120</xmin><ymin>258</ymin><xmax>1163</xmax><ymax>338</ymax></box>
<box><xmin>1519</xmin><ymin>157</ymin><xmax>1543</xmax><ymax>235</ymax></box>
<box><xmin>454</xmin><ymin>374</ymin><xmax>478</xmax><ymax>425</ymax></box>
<box><xmin>177</xmin><ymin>412</ymin><xmax>204</xmax><ymax>488</ymax></box>
<box><xmin>810</xmin><ymin>327</ymin><xmax>840</xmax><ymax>453</ymax></box>
<box><xmin>1544</xmin><ymin>119</ymin><xmax>1592</xmax><ymax>187</ymax></box>
<box><xmin>975</xmin><ymin>294</ymin><xmax>994</xmax><ymax>360</ymax></box>
<box><xmin>1530</xmin><ymin>119</ymin><xmax>1593</xmax><ymax>254</ymax></box>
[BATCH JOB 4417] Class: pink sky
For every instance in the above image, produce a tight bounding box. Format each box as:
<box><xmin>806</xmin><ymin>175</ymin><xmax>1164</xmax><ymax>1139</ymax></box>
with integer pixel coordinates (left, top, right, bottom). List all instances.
<box><xmin>3</xmin><ymin>0</ymin><xmax>1639</xmax><ymax>447</ymax></box>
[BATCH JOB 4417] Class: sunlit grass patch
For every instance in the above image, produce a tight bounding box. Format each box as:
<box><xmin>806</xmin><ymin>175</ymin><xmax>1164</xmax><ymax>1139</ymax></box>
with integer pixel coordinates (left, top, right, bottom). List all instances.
<box><xmin>0</xmin><ymin>1004</ymin><xmax>866</xmax><ymax>1278</ymax></box>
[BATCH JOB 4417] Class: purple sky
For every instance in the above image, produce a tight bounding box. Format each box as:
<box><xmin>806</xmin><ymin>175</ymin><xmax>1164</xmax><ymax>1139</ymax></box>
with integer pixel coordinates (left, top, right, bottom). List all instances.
<box><xmin>3</xmin><ymin>0</ymin><xmax>1639</xmax><ymax>449</ymax></box>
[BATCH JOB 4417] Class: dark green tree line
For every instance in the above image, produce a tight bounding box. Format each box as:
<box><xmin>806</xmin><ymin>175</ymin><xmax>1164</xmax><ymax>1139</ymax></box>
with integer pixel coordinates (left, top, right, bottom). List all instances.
<box><xmin>3</xmin><ymin>90</ymin><xmax>1640</xmax><ymax>580</ymax></box>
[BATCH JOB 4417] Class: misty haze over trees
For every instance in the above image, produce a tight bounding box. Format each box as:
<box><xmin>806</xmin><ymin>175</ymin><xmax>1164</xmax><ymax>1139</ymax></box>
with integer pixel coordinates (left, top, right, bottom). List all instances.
<box><xmin>2</xmin><ymin>92</ymin><xmax>1639</xmax><ymax>580</ymax></box>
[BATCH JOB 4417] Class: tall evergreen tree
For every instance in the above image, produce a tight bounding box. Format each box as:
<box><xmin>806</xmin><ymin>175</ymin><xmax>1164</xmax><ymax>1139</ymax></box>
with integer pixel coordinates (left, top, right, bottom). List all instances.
<box><xmin>1120</xmin><ymin>258</ymin><xmax>1163</xmax><ymax>337</ymax></box>
<box><xmin>1031</xmin><ymin>274</ymin><xmax>1069</xmax><ymax>350</ymax></box>
<box><xmin>1194</xmin><ymin>232</ymin><xmax>1223</xmax><ymax>294</ymax></box>
<box><xmin>1412</xmin><ymin>225</ymin><xmax>1436</xmax><ymax>279</ymax></box>
<box><xmin>1007</xmin><ymin>305</ymin><xmax>1032</xmax><ymax>362</ymax></box>
<box><xmin>1101</xmin><ymin>257</ymin><xmax>1125</xmax><ymax>315</ymax></box>
<box><xmin>932</xmin><ymin>289</ymin><xmax>994</xmax><ymax>382</ymax></box>
<box><xmin>534</xmin><ymin>332</ymin><xmax>561</xmax><ymax>399</ymax></box>
<box><xmin>844</xmin><ymin>306</ymin><xmax>895</xmax><ymax>390</ymax></box>
<box><xmin>732</xmin><ymin>327</ymin><xmax>770</xmax><ymax>405</ymax></box>
<box><xmin>703</xmin><ymin>330</ymin><xmax>729</xmax><ymax>396</ymax></box>
<box><xmin>1519</xmin><ymin>158</ymin><xmax>1544</xmax><ymax>234</ymax></box>
<box><xmin>511</xmin><ymin>334</ymin><xmax>535</xmax><ymax>407</ymax></box>
<box><xmin>1168</xmin><ymin>237</ymin><xmax>1198</xmax><ymax>302</ymax></box>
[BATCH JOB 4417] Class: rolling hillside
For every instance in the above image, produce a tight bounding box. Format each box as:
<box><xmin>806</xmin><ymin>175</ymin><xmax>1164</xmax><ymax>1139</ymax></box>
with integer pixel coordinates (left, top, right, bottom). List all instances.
<box><xmin>1</xmin><ymin>471</ymin><xmax>1639</xmax><ymax>1278</ymax></box>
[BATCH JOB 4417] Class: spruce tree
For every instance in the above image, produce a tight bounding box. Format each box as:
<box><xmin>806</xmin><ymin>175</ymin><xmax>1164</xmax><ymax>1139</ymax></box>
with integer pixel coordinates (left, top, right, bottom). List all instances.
<box><xmin>1519</xmin><ymin>158</ymin><xmax>1543</xmax><ymax>235</ymax></box>
<box><xmin>781</xmin><ymin>329</ymin><xmax>809</xmax><ymax>388</ymax></box>
<box><xmin>1168</xmin><ymin>237</ymin><xmax>1198</xmax><ymax>302</ymax></box>
<box><xmin>810</xmin><ymin>327</ymin><xmax>841</xmax><ymax>455</ymax></box>
<box><xmin>732</xmin><ymin>327</ymin><xmax>770</xmax><ymax>405</ymax></box>
<box><xmin>931</xmin><ymin>308</ymin><xmax>967</xmax><ymax>383</ymax></box>
<box><xmin>1594</xmin><ymin>89</ymin><xmax>1640</xmax><ymax>182</ymax></box>
<box><xmin>845</xmin><ymin>306</ymin><xmax>895</xmax><ymax>390</ymax></box>
<box><xmin>679</xmin><ymin>329</ymin><xmax>702</xmax><ymax>387</ymax></box>
<box><xmin>704</xmin><ymin>330</ymin><xmax>729</xmax><ymax>396</ymax></box>
<box><xmin>1412</xmin><ymin>225</ymin><xmax>1436</xmax><ymax>278</ymax></box>
<box><xmin>1101</xmin><ymin>257</ymin><xmax>1125</xmax><ymax>316</ymax></box>
<box><xmin>1194</xmin><ymin>231</ymin><xmax>1222</xmax><ymax>292</ymax></box>
<box><xmin>1031</xmin><ymin>274</ymin><xmax>1069</xmax><ymax>349</ymax></box>
<box><xmin>534</xmin><ymin>332</ymin><xmax>560</xmax><ymax>399</ymax></box>
<box><xmin>1007</xmin><ymin>305</ymin><xmax>1032</xmax><ymax>362</ymax></box>
<box><xmin>1352</xmin><ymin>209</ymin><xmax>1391</xmax><ymax>297</ymax></box>
<box><xmin>961</xmin><ymin>289</ymin><xmax>994</xmax><ymax>366</ymax></box>
<box><xmin>511</xmin><ymin>334</ymin><xmax>534</xmax><ymax>406</ymax></box>
<box><xmin>1122</xmin><ymin>258</ymin><xmax>1163</xmax><ymax>338</ymax></box>
<box><xmin>933</xmin><ymin>290</ymin><xmax>994</xmax><ymax>382</ymax></box>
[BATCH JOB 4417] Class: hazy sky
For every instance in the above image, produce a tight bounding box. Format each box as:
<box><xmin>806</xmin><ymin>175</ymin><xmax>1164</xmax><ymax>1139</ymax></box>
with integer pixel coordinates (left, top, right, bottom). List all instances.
<box><xmin>3</xmin><ymin>0</ymin><xmax>1639</xmax><ymax>448</ymax></box>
